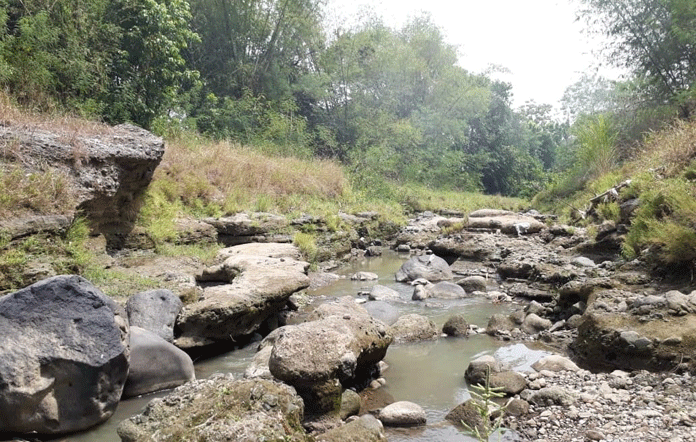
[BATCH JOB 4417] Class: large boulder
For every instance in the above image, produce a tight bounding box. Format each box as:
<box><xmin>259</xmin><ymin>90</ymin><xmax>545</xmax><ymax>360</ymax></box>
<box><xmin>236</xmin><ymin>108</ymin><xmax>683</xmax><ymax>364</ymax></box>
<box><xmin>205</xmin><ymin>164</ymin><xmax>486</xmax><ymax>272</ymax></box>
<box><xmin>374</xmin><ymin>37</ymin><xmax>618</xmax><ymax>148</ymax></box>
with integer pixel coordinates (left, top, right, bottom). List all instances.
<box><xmin>122</xmin><ymin>327</ymin><xmax>195</xmax><ymax>398</ymax></box>
<box><xmin>395</xmin><ymin>254</ymin><xmax>453</xmax><ymax>283</ymax></box>
<box><xmin>363</xmin><ymin>301</ymin><xmax>400</xmax><ymax>326</ymax></box>
<box><xmin>467</xmin><ymin>210</ymin><xmax>544</xmax><ymax>235</ymax></box>
<box><xmin>0</xmin><ymin>123</ymin><xmax>164</xmax><ymax>248</ymax></box>
<box><xmin>126</xmin><ymin>289</ymin><xmax>182</xmax><ymax>343</ymax></box>
<box><xmin>428</xmin><ymin>281</ymin><xmax>467</xmax><ymax>299</ymax></box>
<box><xmin>175</xmin><ymin>243</ymin><xmax>310</xmax><ymax>349</ymax></box>
<box><xmin>0</xmin><ymin>275</ymin><xmax>130</xmax><ymax>435</ymax></box>
<box><xmin>391</xmin><ymin>314</ymin><xmax>438</xmax><ymax>343</ymax></box>
<box><xmin>268</xmin><ymin>298</ymin><xmax>392</xmax><ymax>415</ymax></box>
<box><xmin>117</xmin><ymin>374</ymin><xmax>309</xmax><ymax>442</ymax></box>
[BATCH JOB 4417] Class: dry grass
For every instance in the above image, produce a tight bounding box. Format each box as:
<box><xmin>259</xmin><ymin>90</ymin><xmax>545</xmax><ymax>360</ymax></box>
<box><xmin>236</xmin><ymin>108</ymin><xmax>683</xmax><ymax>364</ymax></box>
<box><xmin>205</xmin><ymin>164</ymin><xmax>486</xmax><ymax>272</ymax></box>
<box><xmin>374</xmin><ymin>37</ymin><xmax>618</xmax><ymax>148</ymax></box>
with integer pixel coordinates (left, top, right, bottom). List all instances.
<box><xmin>635</xmin><ymin>119</ymin><xmax>696</xmax><ymax>177</ymax></box>
<box><xmin>0</xmin><ymin>164</ymin><xmax>76</xmax><ymax>219</ymax></box>
<box><xmin>156</xmin><ymin>136</ymin><xmax>348</xmax><ymax>215</ymax></box>
<box><xmin>0</xmin><ymin>91</ymin><xmax>112</xmax><ymax>137</ymax></box>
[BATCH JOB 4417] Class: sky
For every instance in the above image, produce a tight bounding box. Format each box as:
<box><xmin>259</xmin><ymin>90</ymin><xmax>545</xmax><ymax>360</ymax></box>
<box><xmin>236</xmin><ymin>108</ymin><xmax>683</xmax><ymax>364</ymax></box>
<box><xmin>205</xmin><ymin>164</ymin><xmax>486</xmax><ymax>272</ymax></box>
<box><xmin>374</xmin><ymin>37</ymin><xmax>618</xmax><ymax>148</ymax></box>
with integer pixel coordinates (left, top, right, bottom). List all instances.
<box><xmin>324</xmin><ymin>0</ymin><xmax>621</xmax><ymax>108</ymax></box>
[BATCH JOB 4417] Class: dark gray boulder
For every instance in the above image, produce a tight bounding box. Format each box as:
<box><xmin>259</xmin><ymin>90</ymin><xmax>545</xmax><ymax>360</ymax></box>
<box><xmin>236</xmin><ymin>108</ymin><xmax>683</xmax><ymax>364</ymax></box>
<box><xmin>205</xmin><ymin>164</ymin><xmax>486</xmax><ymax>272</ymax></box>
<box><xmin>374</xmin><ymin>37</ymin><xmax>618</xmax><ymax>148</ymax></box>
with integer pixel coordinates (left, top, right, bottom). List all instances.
<box><xmin>395</xmin><ymin>254</ymin><xmax>453</xmax><ymax>283</ymax></box>
<box><xmin>122</xmin><ymin>327</ymin><xmax>195</xmax><ymax>398</ymax></box>
<box><xmin>0</xmin><ymin>275</ymin><xmax>129</xmax><ymax>435</ymax></box>
<box><xmin>443</xmin><ymin>314</ymin><xmax>469</xmax><ymax>337</ymax></box>
<box><xmin>126</xmin><ymin>289</ymin><xmax>182</xmax><ymax>343</ymax></box>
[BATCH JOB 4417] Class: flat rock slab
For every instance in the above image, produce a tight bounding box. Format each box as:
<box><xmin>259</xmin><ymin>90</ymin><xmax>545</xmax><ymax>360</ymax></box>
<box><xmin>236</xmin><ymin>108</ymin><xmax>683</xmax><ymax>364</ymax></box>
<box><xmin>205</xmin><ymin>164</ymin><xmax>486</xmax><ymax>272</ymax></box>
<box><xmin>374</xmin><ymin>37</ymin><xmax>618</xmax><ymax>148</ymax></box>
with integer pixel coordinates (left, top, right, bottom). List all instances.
<box><xmin>0</xmin><ymin>275</ymin><xmax>129</xmax><ymax>435</ymax></box>
<box><xmin>175</xmin><ymin>244</ymin><xmax>310</xmax><ymax>348</ymax></box>
<box><xmin>467</xmin><ymin>212</ymin><xmax>544</xmax><ymax>235</ymax></box>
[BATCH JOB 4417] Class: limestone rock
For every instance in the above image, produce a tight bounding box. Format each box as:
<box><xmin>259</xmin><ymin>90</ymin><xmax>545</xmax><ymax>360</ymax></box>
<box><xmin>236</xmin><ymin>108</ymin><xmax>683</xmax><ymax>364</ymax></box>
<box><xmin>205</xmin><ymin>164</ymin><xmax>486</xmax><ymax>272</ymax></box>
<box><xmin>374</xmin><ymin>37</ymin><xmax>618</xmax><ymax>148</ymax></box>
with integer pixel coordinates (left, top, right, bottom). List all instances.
<box><xmin>532</xmin><ymin>355</ymin><xmax>580</xmax><ymax>373</ymax></box>
<box><xmin>315</xmin><ymin>414</ymin><xmax>387</xmax><ymax>442</ymax></box>
<box><xmin>395</xmin><ymin>254</ymin><xmax>453</xmax><ymax>282</ymax></box>
<box><xmin>122</xmin><ymin>327</ymin><xmax>194</xmax><ymax>398</ymax></box>
<box><xmin>117</xmin><ymin>375</ymin><xmax>309</xmax><ymax>442</ymax></box>
<box><xmin>457</xmin><ymin>275</ymin><xmax>488</xmax><ymax>293</ymax></box>
<box><xmin>363</xmin><ymin>301</ymin><xmax>400</xmax><ymax>326</ymax></box>
<box><xmin>1</xmin><ymin>123</ymin><xmax>164</xmax><ymax>248</ymax></box>
<box><xmin>0</xmin><ymin>275</ymin><xmax>129</xmax><ymax>435</ymax></box>
<box><xmin>176</xmin><ymin>243</ymin><xmax>310</xmax><ymax>348</ymax></box>
<box><xmin>269</xmin><ymin>298</ymin><xmax>392</xmax><ymax>414</ymax></box>
<box><xmin>428</xmin><ymin>281</ymin><xmax>467</xmax><ymax>299</ymax></box>
<box><xmin>339</xmin><ymin>389</ymin><xmax>362</xmax><ymax>420</ymax></box>
<box><xmin>352</xmin><ymin>271</ymin><xmax>379</xmax><ymax>281</ymax></box>
<box><xmin>528</xmin><ymin>386</ymin><xmax>576</xmax><ymax>407</ymax></box>
<box><xmin>368</xmin><ymin>285</ymin><xmax>400</xmax><ymax>301</ymax></box>
<box><xmin>378</xmin><ymin>401</ymin><xmax>426</xmax><ymax>427</ymax></box>
<box><xmin>126</xmin><ymin>289</ymin><xmax>182</xmax><ymax>343</ymax></box>
<box><xmin>391</xmin><ymin>314</ymin><xmax>438</xmax><ymax>343</ymax></box>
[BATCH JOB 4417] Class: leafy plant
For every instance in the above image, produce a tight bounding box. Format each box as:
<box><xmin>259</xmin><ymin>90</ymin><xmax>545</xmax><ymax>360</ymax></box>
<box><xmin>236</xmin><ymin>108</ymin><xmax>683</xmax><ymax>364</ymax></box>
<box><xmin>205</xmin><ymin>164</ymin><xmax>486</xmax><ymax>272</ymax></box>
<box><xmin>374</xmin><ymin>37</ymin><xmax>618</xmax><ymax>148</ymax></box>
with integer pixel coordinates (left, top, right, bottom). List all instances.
<box><xmin>461</xmin><ymin>367</ymin><xmax>508</xmax><ymax>442</ymax></box>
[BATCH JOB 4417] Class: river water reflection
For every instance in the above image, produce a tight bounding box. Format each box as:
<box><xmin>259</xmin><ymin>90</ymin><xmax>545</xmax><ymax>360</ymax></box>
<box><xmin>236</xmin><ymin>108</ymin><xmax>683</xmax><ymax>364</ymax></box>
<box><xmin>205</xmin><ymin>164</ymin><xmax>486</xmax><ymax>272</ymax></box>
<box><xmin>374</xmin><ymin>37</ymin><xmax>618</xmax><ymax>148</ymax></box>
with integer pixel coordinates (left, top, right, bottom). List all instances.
<box><xmin>56</xmin><ymin>251</ymin><xmax>549</xmax><ymax>442</ymax></box>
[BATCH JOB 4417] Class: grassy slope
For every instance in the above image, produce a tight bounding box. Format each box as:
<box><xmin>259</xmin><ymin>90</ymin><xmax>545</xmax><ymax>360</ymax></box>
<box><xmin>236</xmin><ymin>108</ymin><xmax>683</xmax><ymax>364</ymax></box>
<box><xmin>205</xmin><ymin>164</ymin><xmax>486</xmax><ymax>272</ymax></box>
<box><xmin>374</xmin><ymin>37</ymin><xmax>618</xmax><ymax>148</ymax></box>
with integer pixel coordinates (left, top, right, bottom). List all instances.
<box><xmin>533</xmin><ymin>119</ymin><xmax>696</xmax><ymax>271</ymax></box>
<box><xmin>0</xmin><ymin>97</ymin><xmax>527</xmax><ymax>295</ymax></box>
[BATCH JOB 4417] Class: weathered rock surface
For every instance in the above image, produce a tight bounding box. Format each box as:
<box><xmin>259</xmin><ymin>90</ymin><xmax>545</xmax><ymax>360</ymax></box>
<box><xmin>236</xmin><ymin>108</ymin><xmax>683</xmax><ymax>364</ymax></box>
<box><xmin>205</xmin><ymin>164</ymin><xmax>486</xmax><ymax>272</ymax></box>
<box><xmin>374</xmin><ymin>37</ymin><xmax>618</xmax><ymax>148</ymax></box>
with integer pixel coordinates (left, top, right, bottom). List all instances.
<box><xmin>268</xmin><ymin>298</ymin><xmax>392</xmax><ymax>414</ymax></box>
<box><xmin>395</xmin><ymin>254</ymin><xmax>453</xmax><ymax>282</ymax></box>
<box><xmin>0</xmin><ymin>275</ymin><xmax>129</xmax><ymax>435</ymax></box>
<box><xmin>368</xmin><ymin>285</ymin><xmax>400</xmax><ymax>301</ymax></box>
<box><xmin>315</xmin><ymin>414</ymin><xmax>387</xmax><ymax>442</ymax></box>
<box><xmin>203</xmin><ymin>212</ymin><xmax>290</xmax><ymax>246</ymax></box>
<box><xmin>442</xmin><ymin>313</ymin><xmax>469</xmax><ymax>337</ymax></box>
<box><xmin>378</xmin><ymin>401</ymin><xmax>427</xmax><ymax>427</ymax></box>
<box><xmin>467</xmin><ymin>210</ymin><xmax>545</xmax><ymax>235</ymax></box>
<box><xmin>572</xmin><ymin>288</ymin><xmax>696</xmax><ymax>372</ymax></box>
<box><xmin>427</xmin><ymin>281</ymin><xmax>467</xmax><ymax>299</ymax></box>
<box><xmin>122</xmin><ymin>327</ymin><xmax>195</xmax><ymax>398</ymax></box>
<box><xmin>126</xmin><ymin>289</ymin><xmax>182</xmax><ymax>343</ymax></box>
<box><xmin>391</xmin><ymin>313</ymin><xmax>438</xmax><ymax>343</ymax></box>
<box><xmin>363</xmin><ymin>301</ymin><xmax>400</xmax><ymax>326</ymax></box>
<box><xmin>175</xmin><ymin>243</ymin><xmax>310</xmax><ymax>348</ymax></box>
<box><xmin>1</xmin><ymin>123</ymin><xmax>164</xmax><ymax>247</ymax></box>
<box><xmin>117</xmin><ymin>374</ymin><xmax>309</xmax><ymax>442</ymax></box>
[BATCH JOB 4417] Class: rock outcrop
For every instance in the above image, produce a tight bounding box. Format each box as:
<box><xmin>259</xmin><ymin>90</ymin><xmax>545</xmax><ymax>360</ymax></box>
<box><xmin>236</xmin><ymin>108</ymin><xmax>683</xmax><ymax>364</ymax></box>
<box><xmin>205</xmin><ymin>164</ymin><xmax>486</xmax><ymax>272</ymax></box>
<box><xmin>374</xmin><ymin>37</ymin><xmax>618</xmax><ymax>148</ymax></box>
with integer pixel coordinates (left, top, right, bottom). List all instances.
<box><xmin>1</xmin><ymin>123</ymin><xmax>165</xmax><ymax>248</ymax></box>
<box><xmin>0</xmin><ymin>275</ymin><xmax>129</xmax><ymax>435</ymax></box>
<box><xmin>175</xmin><ymin>243</ymin><xmax>310</xmax><ymax>349</ymax></box>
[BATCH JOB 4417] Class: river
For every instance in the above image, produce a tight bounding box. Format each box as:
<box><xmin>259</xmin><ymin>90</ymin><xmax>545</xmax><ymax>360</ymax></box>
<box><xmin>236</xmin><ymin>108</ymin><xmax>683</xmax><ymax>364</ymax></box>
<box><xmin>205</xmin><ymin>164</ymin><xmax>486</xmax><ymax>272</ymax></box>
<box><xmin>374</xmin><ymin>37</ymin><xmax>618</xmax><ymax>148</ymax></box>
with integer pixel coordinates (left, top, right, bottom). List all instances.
<box><xmin>55</xmin><ymin>251</ymin><xmax>549</xmax><ymax>442</ymax></box>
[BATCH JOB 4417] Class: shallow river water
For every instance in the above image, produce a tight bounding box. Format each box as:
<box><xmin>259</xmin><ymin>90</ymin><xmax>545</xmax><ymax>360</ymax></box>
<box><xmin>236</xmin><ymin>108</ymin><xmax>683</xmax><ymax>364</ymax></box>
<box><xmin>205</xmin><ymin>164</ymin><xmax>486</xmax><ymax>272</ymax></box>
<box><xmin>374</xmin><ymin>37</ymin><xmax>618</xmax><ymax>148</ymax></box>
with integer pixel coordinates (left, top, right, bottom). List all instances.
<box><xmin>56</xmin><ymin>251</ymin><xmax>550</xmax><ymax>442</ymax></box>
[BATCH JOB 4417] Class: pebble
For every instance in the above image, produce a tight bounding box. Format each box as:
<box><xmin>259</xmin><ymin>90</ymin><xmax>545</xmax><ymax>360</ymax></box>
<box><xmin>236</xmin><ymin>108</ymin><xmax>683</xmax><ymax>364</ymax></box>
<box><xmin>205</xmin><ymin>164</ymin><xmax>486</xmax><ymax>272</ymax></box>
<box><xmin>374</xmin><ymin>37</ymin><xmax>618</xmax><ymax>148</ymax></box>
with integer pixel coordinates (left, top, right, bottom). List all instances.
<box><xmin>505</xmin><ymin>369</ymin><xmax>696</xmax><ymax>441</ymax></box>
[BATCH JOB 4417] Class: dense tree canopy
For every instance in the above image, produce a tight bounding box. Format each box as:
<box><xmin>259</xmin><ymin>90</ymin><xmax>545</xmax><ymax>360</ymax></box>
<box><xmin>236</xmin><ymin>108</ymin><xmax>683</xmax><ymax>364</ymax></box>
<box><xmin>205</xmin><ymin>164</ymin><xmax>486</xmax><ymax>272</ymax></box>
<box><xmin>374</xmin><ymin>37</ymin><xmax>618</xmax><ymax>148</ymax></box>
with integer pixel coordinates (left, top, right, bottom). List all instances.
<box><xmin>0</xmin><ymin>0</ymin><xmax>574</xmax><ymax>196</ymax></box>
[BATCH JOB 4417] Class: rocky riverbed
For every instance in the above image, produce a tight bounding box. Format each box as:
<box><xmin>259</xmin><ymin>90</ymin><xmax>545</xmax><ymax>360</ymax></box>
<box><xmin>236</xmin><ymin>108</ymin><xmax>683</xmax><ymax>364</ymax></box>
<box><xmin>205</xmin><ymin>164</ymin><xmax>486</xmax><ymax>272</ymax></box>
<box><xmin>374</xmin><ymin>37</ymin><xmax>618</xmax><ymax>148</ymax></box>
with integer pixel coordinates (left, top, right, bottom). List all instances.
<box><xmin>508</xmin><ymin>367</ymin><xmax>696</xmax><ymax>442</ymax></box>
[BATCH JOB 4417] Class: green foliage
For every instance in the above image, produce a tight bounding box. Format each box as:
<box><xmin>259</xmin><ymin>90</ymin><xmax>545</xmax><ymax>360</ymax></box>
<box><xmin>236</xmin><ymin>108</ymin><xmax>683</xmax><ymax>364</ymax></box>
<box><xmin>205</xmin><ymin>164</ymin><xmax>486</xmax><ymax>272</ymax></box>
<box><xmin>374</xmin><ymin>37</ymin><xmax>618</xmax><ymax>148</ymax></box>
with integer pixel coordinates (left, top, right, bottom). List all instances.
<box><xmin>293</xmin><ymin>232</ymin><xmax>317</xmax><ymax>263</ymax></box>
<box><xmin>104</xmin><ymin>0</ymin><xmax>200</xmax><ymax>128</ymax></box>
<box><xmin>461</xmin><ymin>367</ymin><xmax>508</xmax><ymax>442</ymax></box>
<box><xmin>578</xmin><ymin>0</ymin><xmax>696</xmax><ymax>118</ymax></box>
<box><xmin>624</xmin><ymin>178</ymin><xmax>696</xmax><ymax>268</ymax></box>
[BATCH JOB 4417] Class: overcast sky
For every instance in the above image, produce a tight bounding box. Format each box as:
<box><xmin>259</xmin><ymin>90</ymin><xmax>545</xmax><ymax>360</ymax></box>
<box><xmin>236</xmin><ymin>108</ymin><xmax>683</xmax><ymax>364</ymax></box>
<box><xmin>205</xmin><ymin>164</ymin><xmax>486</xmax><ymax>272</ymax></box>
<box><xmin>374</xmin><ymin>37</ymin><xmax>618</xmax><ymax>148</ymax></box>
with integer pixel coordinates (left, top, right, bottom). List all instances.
<box><xmin>324</xmin><ymin>0</ymin><xmax>620</xmax><ymax>108</ymax></box>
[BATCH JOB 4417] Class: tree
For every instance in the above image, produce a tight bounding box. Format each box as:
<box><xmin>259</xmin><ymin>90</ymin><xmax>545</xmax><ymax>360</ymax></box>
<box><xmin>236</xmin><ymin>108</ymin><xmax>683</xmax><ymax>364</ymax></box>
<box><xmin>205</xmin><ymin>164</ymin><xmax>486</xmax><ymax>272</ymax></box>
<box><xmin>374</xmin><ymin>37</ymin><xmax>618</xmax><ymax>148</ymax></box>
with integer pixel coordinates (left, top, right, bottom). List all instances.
<box><xmin>104</xmin><ymin>0</ymin><xmax>200</xmax><ymax>128</ymax></box>
<box><xmin>578</xmin><ymin>0</ymin><xmax>696</xmax><ymax>118</ymax></box>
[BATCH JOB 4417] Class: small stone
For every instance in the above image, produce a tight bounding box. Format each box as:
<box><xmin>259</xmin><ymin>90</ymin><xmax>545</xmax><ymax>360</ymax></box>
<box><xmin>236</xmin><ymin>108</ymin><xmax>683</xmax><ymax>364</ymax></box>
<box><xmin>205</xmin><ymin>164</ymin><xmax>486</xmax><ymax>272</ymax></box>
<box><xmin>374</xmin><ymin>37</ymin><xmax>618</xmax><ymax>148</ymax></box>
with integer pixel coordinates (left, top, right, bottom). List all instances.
<box><xmin>586</xmin><ymin>429</ymin><xmax>605</xmax><ymax>440</ymax></box>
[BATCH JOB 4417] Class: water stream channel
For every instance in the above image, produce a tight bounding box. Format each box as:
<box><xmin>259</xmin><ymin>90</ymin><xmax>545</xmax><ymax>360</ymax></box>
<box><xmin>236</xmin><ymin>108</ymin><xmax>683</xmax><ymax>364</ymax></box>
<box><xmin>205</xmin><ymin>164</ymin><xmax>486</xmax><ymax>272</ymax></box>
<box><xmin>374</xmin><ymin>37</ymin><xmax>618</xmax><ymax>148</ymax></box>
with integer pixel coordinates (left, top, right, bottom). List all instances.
<box><xmin>56</xmin><ymin>251</ymin><xmax>551</xmax><ymax>442</ymax></box>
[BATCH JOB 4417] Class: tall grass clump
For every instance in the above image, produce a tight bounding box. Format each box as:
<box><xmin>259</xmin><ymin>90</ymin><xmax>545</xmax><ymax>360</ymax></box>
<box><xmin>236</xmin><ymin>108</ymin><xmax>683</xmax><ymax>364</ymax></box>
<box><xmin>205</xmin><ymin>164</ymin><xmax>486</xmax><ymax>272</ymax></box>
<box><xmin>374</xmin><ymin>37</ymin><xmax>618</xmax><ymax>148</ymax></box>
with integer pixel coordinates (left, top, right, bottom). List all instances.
<box><xmin>0</xmin><ymin>164</ymin><xmax>75</xmax><ymax>218</ymax></box>
<box><xmin>533</xmin><ymin>115</ymin><xmax>618</xmax><ymax>213</ymax></box>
